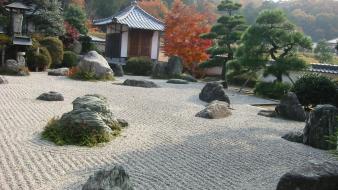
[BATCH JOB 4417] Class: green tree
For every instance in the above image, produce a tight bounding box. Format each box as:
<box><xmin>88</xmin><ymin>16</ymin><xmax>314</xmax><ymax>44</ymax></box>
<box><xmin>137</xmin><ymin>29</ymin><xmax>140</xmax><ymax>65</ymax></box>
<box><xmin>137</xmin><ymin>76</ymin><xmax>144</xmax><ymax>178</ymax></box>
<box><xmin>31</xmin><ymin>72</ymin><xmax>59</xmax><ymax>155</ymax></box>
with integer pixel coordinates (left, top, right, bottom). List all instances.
<box><xmin>200</xmin><ymin>0</ymin><xmax>247</xmax><ymax>88</ymax></box>
<box><xmin>314</xmin><ymin>40</ymin><xmax>334</xmax><ymax>63</ymax></box>
<box><xmin>237</xmin><ymin>9</ymin><xmax>312</xmax><ymax>83</ymax></box>
<box><xmin>64</xmin><ymin>4</ymin><xmax>88</xmax><ymax>34</ymax></box>
<box><xmin>30</xmin><ymin>0</ymin><xmax>65</xmax><ymax>36</ymax></box>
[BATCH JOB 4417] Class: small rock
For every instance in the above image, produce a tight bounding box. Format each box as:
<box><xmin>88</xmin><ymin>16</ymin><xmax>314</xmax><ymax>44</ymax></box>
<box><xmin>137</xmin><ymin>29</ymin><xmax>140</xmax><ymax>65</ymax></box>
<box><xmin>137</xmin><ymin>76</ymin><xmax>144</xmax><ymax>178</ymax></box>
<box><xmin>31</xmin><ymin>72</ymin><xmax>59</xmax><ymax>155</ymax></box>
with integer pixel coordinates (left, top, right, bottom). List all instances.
<box><xmin>37</xmin><ymin>91</ymin><xmax>64</xmax><ymax>101</ymax></box>
<box><xmin>275</xmin><ymin>92</ymin><xmax>306</xmax><ymax>122</ymax></box>
<box><xmin>196</xmin><ymin>101</ymin><xmax>231</xmax><ymax>119</ymax></box>
<box><xmin>5</xmin><ymin>59</ymin><xmax>24</xmax><ymax>72</ymax></box>
<box><xmin>282</xmin><ymin>131</ymin><xmax>303</xmax><ymax>143</ymax></box>
<box><xmin>180</xmin><ymin>73</ymin><xmax>197</xmax><ymax>82</ymax></box>
<box><xmin>199</xmin><ymin>82</ymin><xmax>230</xmax><ymax>104</ymax></box>
<box><xmin>276</xmin><ymin>161</ymin><xmax>338</xmax><ymax>190</ymax></box>
<box><xmin>122</xmin><ymin>79</ymin><xmax>159</xmax><ymax>88</ymax></box>
<box><xmin>82</xmin><ymin>165</ymin><xmax>134</xmax><ymax>190</ymax></box>
<box><xmin>111</xmin><ymin>64</ymin><xmax>124</xmax><ymax>77</ymax></box>
<box><xmin>258</xmin><ymin>110</ymin><xmax>277</xmax><ymax>118</ymax></box>
<box><xmin>0</xmin><ymin>76</ymin><xmax>8</xmax><ymax>84</ymax></box>
<box><xmin>303</xmin><ymin>104</ymin><xmax>338</xmax><ymax>150</ymax></box>
<box><xmin>167</xmin><ymin>79</ymin><xmax>189</xmax><ymax>84</ymax></box>
<box><xmin>117</xmin><ymin>119</ymin><xmax>129</xmax><ymax>128</ymax></box>
<box><xmin>48</xmin><ymin>68</ymin><xmax>69</xmax><ymax>76</ymax></box>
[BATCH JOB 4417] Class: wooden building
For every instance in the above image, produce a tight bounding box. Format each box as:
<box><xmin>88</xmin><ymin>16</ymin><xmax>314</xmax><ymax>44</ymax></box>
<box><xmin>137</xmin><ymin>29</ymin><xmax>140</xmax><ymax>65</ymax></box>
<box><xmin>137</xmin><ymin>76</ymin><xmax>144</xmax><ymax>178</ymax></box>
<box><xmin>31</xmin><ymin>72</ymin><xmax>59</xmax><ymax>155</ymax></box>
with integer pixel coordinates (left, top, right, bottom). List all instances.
<box><xmin>93</xmin><ymin>1</ymin><xmax>165</xmax><ymax>64</ymax></box>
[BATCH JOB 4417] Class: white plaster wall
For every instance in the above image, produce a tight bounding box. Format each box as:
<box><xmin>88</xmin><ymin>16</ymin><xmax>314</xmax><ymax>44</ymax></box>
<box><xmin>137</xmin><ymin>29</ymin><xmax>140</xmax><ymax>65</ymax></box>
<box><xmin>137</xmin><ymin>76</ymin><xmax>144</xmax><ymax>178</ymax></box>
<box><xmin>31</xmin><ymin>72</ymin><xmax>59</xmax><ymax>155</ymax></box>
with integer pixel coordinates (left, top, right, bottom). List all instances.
<box><xmin>121</xmin><ymin>31</ymin><xmax>129</xmax><ymax>57</ymax></box>
<box><xmin>151</xmin><ymin>31</ymin><xmax>159</xmax><ymax>60</ymax></box>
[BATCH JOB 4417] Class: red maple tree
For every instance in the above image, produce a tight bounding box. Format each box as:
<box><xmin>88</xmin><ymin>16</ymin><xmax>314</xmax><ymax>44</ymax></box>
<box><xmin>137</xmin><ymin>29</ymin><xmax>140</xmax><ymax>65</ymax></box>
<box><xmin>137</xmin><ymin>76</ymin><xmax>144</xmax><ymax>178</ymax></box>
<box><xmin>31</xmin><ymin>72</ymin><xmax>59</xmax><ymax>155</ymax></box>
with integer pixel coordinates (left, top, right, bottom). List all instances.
<box><xmin>163</xmin><ymin>0</ymin><xmax>212</xmax><ymax>75</ymax></box>
<box><xmin>139</xmin><ymin>0</ymin><xmax>169</xmax><ymax>19</ymax></box>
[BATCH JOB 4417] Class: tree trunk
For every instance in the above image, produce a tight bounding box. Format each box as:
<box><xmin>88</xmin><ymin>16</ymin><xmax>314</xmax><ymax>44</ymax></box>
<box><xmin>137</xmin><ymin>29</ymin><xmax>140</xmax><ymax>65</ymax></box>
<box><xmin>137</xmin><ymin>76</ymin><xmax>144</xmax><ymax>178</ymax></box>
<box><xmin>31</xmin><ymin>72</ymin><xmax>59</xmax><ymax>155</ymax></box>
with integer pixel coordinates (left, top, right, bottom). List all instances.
<box><xmin>222</xmin><ymin>62</ymin><xmax>228</xmax><ymax>89</ymax></box>
<box><xmin>276</xmin><ymin>74</ymin><xmax>283</xmax><ymax>83</ymax></box>
<box><xmin>1</xmin><ymin>46</ymin><xmax>5</xmax><ymax>68</ymax></box>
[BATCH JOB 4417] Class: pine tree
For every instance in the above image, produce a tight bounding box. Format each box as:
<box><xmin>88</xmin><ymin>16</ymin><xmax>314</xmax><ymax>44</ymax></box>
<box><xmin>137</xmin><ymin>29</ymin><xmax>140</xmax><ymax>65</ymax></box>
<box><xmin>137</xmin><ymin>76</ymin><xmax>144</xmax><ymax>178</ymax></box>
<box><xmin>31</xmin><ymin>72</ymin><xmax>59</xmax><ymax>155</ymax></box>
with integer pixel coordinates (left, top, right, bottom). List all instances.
<box><xmin>200</xmin><ymin>0</ymin><xmax>247</xmax><ymax>88</ymax></box>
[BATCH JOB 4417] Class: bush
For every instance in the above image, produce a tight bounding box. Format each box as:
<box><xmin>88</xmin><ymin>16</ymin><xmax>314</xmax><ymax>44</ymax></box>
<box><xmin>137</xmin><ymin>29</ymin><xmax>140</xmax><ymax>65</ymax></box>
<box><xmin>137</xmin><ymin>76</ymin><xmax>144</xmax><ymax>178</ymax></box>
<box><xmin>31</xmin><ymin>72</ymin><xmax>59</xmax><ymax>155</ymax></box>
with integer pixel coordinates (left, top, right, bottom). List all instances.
<box><xmin>39</xmin><ymin>37</ymin><xmax>64</xmax><ymax>68</ymax></box>
<box><xmin>291</xmin><ymin>73</ymin><xmax>337</xmax><ymax>108</ymax></box>
<box><xmin>27</xmin><ymin>46</ymin><xmax>52</xmax><ymax>71</ymax></box>
<box><xmin>80</xmin><ymin>36</ymin><xmax>97</xmax><ymax>54</ymax></box>
<box><xmin>254</xmin><ymin>81</ymin><xmax>291</xmax><ymax>99</ymax></box>
<box><xmin>62</xmin><ymin>51</ymin><xmax>78</xmax><ymax>68</ymax></box>
<box><xmin>69</xmin><ymin>68</ymin><xmax>114</xmax><ymax>81</ymax></box>
<box><xmin>125</xmin><ymin>57</ymin><xmax>153</xmax><ymax>76</ymax></box>
<box><xmin>42</xmin><ymin>117</ymin><xmax>119</xmax><ymax>147</ymax></box>
<box><xmin>228</xmin><ymin>72</ymin><xmax>258</xmax><ymax>88</ymax></box>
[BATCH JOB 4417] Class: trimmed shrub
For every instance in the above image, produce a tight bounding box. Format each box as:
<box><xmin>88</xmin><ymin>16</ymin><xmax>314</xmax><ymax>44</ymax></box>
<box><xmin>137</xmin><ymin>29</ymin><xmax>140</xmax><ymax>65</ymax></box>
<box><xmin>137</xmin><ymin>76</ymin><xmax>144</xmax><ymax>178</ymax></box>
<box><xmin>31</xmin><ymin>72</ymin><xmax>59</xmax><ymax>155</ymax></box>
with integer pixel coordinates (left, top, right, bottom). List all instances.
<box><xmin>291</xmin><ymin>73</ymin><xmax>337</xmax><ymax>108</ymax></box>
<box><xmin>69</xmin><ymin>68</ymin><xmax>114</xmax><ymax>81</ymax></box>
<box><xmin>27</xmin><ymin>46</ymin><xmax>52</xmax><ymax>71</ymax></box>
<box><xmin>255</xmin><ymin>81</ymin><xmax>291</xmax><ymax>100</ymax></box>
<box><xmin>80</xmin><ymin>36</ymin><xmax>96</xmax><ymax>54</ymax></box>
<box><xmin>42</xmin><ymin>117</ymin><xmax>120</xmax><ymax>147</ymax></box>
<box><xmin>40</xmin><ymin>37</ymin><xmax>64</xmax><ymax>68</ymax></box>
<box><xmin>124</xmin><ymin>57</ymin><xmax>153</xmax><ymax>76</ymax></box>
<box><xmin>62</xmin><ymin>51</ymin><xmax>78</xmax><ymax>68</ymax></box>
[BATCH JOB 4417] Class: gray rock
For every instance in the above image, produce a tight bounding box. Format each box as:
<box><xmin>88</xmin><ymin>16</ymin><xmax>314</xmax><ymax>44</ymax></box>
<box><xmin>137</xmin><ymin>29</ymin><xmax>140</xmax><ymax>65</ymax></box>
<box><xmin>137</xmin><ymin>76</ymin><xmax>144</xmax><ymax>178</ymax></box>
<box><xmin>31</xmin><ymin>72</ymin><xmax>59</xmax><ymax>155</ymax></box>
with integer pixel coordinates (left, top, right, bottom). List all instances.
<box><xmin>117</xmin><ymin>119</ymin><xmax>129</xmax><ymax>128</ymax></box>
<box><xmin>166</xmin><ymin>56</ymin><xmax>183</xmax><ymax>77</ymax></box>
<box><xmin>258</xmin><ymin>110</ymin><xmax>277</xmax><ymax>118</ymax></box>
<box><xmin>37</xmin><ymin>91</ymin><xmax>64</xmax><ymax>101</ymax></box>
<box><xmin>48</xmin><ymin>68</ymin><xmax>69</xmax><ymax>76</ymax></box>
<box><xmin>276</xmin><ymin>161</ymin><xmax>338</xmax><ymax>190</ymax></box>
<box><xmin>196</xmin><ymin>101</ymin><xmax>231</xmax><ymax>119</ymax></box>
<box><xmin>180</xmin><ymin>73</ymin><xmax>197</xmax><ymax>82</ymax></box>
<box><xmin>282</xmin><ymin>131</ymin><xmax>303</xmax><ymax>143</ymax></box>
<box><xmin>167</xmin><ymin>79</ymin><xmax>189</xmax><ymax>84</ymax></box>
<box><xmin>303</xmin><ymin>104</ymin><xmax>338</xmax><ymax>150</ymax></box>
<box><xmin>82</xmin><ymin>165</ymin><xmax>134</xmax><ymax>190</ymax></box>
<box><xmin>152</xmin><ymin>62</ymin><xmax>168</xmax><ymax>78</ymax></box>
<box><xmin>78</xmin><ymin>51</ymin><xmax>114</xmax><ymax>79</ymax></box>
<box><xmin>58</xmin><ymin>95</ymin><xmax>122</xmax><ymax>136</ymax></box>
<box><xmin>0</xmin><ymin>76</ymin><xmax>8</xmax><ymax>84</ymax></box>
<box><xmin>111</xmin><ymin>64</ymin><xmax>124</xmax><ymax>77</ymax></box>
<box><xmin>5</xmin><ymin>59</ymin><xmax>24</xmax><ymax>72</ymax></box>
<box><xmin>199</xmin><ymin>82</ymin><xmax>230</xmax><ymax>104</ymax></box>
<box><xmin>275</xmin><ymin>92</ymin><xmax>306</xmax><ymax>122</ymax></box>
<box><xmin>122</xmin><ymin>79</ymin><xmax>159</xmax><ymax>88</ymax></box>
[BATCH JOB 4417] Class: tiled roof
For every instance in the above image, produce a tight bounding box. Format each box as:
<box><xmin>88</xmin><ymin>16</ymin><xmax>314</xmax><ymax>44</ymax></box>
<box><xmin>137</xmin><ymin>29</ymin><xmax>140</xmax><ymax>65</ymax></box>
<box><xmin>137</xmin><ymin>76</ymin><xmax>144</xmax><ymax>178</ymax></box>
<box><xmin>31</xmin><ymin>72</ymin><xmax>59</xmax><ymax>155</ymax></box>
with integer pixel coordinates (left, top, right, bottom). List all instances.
<box><xmin>309</xmin><ymin>63</ymin><xmax>338</xmax><ymax>75</ymax></box>
<box><xmin>5</xmin><ymin>2</ymin><xmax>30</xmax><ymax>10</ymax></box>
<box><xmin>93</xmin><ymin>3</ymin><xmax>164</xmax><ymax>31</ymax></box>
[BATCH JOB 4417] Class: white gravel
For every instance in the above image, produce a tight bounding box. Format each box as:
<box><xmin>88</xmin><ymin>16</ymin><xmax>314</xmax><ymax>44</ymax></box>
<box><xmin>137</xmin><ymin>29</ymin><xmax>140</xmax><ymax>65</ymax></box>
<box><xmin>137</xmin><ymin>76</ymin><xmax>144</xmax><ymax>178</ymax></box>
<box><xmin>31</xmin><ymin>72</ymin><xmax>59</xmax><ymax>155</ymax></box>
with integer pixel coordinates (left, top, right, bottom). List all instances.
<box><xmin>0</xmin><ymin>73</ymin><xmax>336</xmax><ymax>190</ymax></box>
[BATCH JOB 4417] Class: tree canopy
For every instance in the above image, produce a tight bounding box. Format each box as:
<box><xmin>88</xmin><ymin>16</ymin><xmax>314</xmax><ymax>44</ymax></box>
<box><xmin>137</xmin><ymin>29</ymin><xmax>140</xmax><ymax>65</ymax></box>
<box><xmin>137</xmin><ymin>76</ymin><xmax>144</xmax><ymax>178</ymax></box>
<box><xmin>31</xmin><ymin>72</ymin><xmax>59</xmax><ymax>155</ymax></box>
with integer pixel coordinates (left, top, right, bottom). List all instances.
<box><xmin>237</xmin><ymin>9</ymin><xmax>312</xmax><ymax>83</ymax></box>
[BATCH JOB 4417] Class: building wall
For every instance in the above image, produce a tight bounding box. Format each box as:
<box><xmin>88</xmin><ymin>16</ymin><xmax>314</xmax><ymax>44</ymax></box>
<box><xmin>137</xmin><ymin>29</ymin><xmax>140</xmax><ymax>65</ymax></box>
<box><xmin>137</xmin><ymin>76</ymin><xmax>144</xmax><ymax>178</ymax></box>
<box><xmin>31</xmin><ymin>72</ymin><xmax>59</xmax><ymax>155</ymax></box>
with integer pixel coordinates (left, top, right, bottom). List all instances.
<box><xmin>121</xmin><ymin>31</ymin><xmax>128</xmax><ymax>57</ymax></box>
<box><xmin>151</xmin><ymin>31</ymin><xmax>159</xmax><ymax>60</ymax></box>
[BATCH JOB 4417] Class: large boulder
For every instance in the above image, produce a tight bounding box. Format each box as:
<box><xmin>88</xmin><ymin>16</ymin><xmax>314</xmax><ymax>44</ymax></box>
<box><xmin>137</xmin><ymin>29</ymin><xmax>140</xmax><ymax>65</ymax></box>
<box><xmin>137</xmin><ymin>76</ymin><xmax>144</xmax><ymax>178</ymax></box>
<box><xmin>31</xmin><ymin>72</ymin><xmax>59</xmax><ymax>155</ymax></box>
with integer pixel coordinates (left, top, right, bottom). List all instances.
<box><xmin>48</xmin><ymin>68</ymin><xmax>69</xmax><ymax>76</ymax></box>
<box><xmin>275</xmin><ymin>92</ymin><xmax>306</xmax><ymax>122</ymax></box>
<box><xmin>199</xmin><ymin>82</ymin><xmax>230</xmax><ymax>104</ymax></box>
<box><xmin>276</xmin><ymin>161</ymin><xmax>338</xmax><ymax>190</ymax></box>
<box><xmin>196</xmin><ymin>100</ymin><xmax>231</xmax><ymax>119</ymax></box>
<box><xmin>152</xmin><ymin>62</ymin><xmax>168</xmax><ymax>78</ymax></box>
<box><xmin>78</xmin><ymin>51</ymin><xmax>113</xmax><ymax>79</ymax></box>
<box><xmin>37</xmin><ymin>91</ymin><xmax>64</xmax><ymax>101</ymax></box>
<box><xmin>166</xmin><ymin>56</ymin><xmax>183</xmax><ymax>77</ymax></box>
<box><xmin>303</xmin><ymin>104</ymin><xmax>338</xmax><ymax>150</ymax></box>
<box><xmin>111</xmin><ymin>64</ymin><xmax>124</xmax><ymax>77</ymax></box>
<box><xmin>122</xmin><ymin>79</ymin><xmax>159</xmax><ymax>88</ymax></box>
<box><xmin>82</xmin><ymin>165</ymin><xmax>134</xmax><ymax>190</ymax></box>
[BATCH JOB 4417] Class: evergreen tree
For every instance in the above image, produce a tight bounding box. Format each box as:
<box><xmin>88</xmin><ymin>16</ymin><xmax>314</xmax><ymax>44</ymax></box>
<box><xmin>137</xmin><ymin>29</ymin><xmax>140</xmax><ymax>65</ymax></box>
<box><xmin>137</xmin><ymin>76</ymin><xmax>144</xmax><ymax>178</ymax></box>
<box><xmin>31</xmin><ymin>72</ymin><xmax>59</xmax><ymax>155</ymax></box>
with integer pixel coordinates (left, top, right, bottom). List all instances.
<box><xmin>237</xmin><ymin>9</ymin><xmax>312</xmax><ymax>83</ymax></box>
<box><xmin>200</xmin><ymin>0</ymin><xmax>247</xmax><ymax>88</ymax></box>
<box><xmin>314</xmin><ymin>40</ymin><xmax>334</xmax><ymax>63</ymax></box>
<box><xmin>64</xmin><ymin>4</ymin><xmax>88</xmax><ymax>34</ymax></box>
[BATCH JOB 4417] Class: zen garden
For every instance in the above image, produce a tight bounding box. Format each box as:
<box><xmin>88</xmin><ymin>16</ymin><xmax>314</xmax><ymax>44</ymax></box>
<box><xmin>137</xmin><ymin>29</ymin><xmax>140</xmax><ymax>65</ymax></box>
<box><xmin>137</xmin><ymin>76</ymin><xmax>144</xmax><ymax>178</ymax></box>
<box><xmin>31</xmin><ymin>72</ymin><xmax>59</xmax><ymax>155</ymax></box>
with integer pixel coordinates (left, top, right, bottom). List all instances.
<box><xmin>1</xmin><ymin>0</ymin><xmax>338</xmax><ymax>189</ymax></box>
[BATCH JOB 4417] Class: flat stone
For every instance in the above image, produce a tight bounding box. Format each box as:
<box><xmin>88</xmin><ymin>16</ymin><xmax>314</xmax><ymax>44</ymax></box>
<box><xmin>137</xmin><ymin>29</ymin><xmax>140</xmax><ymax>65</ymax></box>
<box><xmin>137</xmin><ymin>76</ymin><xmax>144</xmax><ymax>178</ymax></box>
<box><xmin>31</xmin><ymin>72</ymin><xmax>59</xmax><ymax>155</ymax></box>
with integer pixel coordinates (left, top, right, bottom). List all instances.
<box><xmin>167</xmin><ymin>79</ymin><xmax>189</xmax><ymax>84</ymax></box>
<box><xmin>258</xmin><ymin>110</ymin><xmax>277</xmax><ymax>118</ymax></box>
<box><xmin>48</xmin><ymin>68</ymin><xmax>69</xmax><ymax>76</ymax></box>
<box><xmin>180</xmin><ymin>73</ymin><xmax>197</xmax><ymax>82</ymax></box>
<box><xmin>276</xmin><ymin>161</ymin><xmax>338</xmax><ymax>190</ymax></box>
<box><xmin>37</xmin><ymin>91</ymin><xmax>64</xmax><ymax>101</ymax></box>
<box><xmin>122</xmin><ymin>79</ymin><xmax>159</xmax><ymax>88</ymax></box>
<box><xmin>82</xmin><ymin>165</ymin><xmax>134</xmax><ymax>190</ymax></box>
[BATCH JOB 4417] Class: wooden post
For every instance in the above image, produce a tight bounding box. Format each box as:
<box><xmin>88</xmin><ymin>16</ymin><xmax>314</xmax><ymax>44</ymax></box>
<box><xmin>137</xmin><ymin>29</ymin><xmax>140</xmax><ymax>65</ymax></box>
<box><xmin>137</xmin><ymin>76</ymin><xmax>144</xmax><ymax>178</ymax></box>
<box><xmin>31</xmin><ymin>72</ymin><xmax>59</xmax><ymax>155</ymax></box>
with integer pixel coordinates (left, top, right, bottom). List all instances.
<box><xmin>1</xmin><ymin>45</ymin><xmax>5</xmax><ymax>68</ymax></box>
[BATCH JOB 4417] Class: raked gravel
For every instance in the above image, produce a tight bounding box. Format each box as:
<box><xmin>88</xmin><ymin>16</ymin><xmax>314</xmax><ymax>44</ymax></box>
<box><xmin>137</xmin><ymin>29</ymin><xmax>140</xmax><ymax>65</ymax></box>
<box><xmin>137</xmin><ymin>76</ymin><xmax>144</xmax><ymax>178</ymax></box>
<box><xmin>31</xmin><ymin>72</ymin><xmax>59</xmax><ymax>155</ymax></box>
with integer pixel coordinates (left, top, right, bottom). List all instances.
<box><xmin>0</xmin><ymin>73</ymin><xmax>336</xmax><ymax>190</ymax></box>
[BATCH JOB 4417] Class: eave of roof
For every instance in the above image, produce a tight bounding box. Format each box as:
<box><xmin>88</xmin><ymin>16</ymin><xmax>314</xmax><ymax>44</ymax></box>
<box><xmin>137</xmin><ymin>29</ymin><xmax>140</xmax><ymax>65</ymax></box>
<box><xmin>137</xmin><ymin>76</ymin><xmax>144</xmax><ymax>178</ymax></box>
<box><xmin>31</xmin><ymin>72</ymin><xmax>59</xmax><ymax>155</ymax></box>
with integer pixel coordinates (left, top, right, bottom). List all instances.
<box><xmin>93</xmin><ymin>4</ymin><xmax>165</xmax><ymax>31</ymax></box>
<box><xmin>5</xmin><ymin>2</ymin><xmax>30</xmax><ymax>10</ymax></box>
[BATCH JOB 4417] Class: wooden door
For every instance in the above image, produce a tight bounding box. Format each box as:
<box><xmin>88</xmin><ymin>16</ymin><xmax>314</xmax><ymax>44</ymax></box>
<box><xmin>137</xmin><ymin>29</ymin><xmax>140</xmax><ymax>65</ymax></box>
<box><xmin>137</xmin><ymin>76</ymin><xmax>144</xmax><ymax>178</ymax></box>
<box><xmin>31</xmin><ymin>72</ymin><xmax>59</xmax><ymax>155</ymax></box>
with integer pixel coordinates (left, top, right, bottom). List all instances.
<box><xmin>105</xmin><ymin>33</ymin><xmax>121</xmax><ymax>58</ymax></box>
<box><xmin>128</xmin><ymin>29</ymin><xmax>153</xmax><ymax>57</ymax></box>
